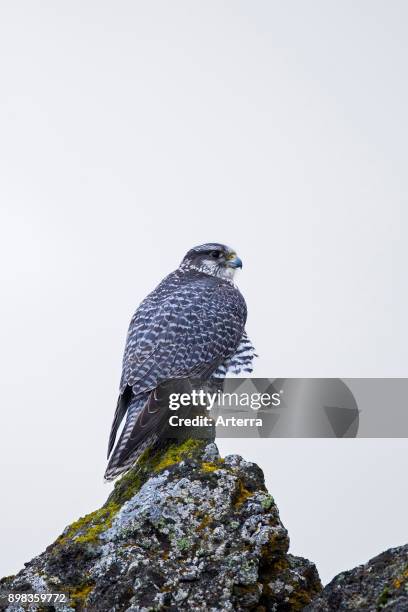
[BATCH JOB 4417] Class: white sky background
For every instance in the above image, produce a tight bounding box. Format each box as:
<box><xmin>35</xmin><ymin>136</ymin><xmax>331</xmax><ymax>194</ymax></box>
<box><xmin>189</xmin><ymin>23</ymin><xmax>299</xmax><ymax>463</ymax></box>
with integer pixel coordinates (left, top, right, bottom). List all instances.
<box><xmin>0</xmin><ymin>1</ymin><xmax>407</xmax><ymax>585</ymax></box>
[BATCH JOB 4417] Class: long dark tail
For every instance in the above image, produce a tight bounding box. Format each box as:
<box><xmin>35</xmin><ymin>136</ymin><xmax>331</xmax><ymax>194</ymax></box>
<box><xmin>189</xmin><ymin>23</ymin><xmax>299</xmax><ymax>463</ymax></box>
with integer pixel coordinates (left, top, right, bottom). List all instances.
<box><xmin>105</xmin><ymin>392</ymin><xmax>150</xmax><ymax>480</ymax></box>
<box><xmin>104</xmin><ymin>387</ymin><xmax>171</xmax><ymax>481</ymax></box>
<box><xmin>105</xmin><ymin>379</ymin><xmax>209</xmax><ymax>481</ymax></box>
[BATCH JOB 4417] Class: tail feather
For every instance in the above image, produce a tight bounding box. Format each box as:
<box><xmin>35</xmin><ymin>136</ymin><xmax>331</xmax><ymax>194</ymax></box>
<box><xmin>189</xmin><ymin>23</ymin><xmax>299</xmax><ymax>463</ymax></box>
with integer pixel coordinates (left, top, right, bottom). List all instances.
<box><xmin>104</xmin><ymin>387</ymin><xmax>171</xmax><ymax>481</ymax></box>
<box><xmin>107</xmin><ymin>385</ymin><xmax>133</xmax><ymax>459</ymax></box>
<box><xmin>105</xmin><ymin>393</ymin><xmax>149</xmax><ymax>480</ymax></box>
<box><xmin>104</xmin><ymin>432</ymin><xmax>158</xmax><ymax>481</ymax></box>
<box><xmin>105</xmin><ymin>379</ymin><xmax>205</xmax><ymax>481</ymax></box>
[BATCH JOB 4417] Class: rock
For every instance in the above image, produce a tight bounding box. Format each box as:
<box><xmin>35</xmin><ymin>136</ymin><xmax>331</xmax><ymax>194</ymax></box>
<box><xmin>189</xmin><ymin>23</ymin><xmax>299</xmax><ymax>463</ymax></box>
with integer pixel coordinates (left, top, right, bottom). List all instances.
<box><xmin>305</xmin><ymin>544</ymin><xmax>408</xmax><ymax>611</ymax></box>
<box><xmin>0</xmin><ymin>440</ymin><xmax>321</xmax><ymax>611</ymax></box>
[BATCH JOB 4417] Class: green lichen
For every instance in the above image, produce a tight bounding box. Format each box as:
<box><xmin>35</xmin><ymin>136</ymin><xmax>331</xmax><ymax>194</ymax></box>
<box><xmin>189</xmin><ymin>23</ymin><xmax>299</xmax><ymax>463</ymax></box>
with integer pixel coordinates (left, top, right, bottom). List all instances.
<box><xmin>201</xmin><ymin>461</ymin><xmax>218</xmax><ymax>472</ymax></box>
<box><xmin>108</xmin><ymin>465</ymin><xmax>143</xmax><ymax>507</ymax></box>
<box><xmin>58</xmin><ymin>501</ymin><xmax>120</xmax><ymax>546</ymax></box>
<box><xmin>176</xmin><ymin>537</ymin><xmax>192</xmax><ymax>551</ymax></box>
<box><xmin>261</xmin><ymin>494</ymin><xmax>274</xmax><ymax>510</ymax></box>
<box><xmin>377</xmin><ymin>585</ymin><xmax>391</xmax><ymax>608</ymax></box>
<box><xmin>152</xmin><ymin>439</ymin><xmax>205</xmax><ymax>472</ymax></box>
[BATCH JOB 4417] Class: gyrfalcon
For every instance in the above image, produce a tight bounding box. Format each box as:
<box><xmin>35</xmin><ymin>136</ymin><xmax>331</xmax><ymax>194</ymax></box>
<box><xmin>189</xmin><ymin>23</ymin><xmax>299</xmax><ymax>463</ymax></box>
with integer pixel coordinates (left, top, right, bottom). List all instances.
<box><xmin>105</xmin><ymin>243</ymin><xmax>256</xmax><ymax>480</ymax></box>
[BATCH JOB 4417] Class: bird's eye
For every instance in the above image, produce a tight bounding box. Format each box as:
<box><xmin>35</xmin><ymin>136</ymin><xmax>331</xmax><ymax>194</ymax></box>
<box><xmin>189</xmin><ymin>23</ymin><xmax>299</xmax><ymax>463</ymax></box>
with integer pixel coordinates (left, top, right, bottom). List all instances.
<box><xmin>210</xmin><ymin>250</ymin><xmax>222</xmax><ymax>259</ymax></box>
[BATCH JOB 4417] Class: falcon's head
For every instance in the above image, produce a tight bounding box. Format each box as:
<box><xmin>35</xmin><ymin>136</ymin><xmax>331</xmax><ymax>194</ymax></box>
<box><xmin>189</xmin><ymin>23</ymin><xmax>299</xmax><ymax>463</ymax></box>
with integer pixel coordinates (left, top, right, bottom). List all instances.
<box><xmin>180</xmin><ymin>243</ymin><xmax>242</xmax><ymax>280</ymax></box>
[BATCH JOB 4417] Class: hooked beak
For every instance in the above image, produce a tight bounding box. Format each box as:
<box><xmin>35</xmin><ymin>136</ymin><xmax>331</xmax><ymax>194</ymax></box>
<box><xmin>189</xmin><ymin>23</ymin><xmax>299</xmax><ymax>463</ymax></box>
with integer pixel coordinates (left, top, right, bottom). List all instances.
<box><xmin>226</xmin><ymin>255</ymin><xmax>242</xmax><ymax>269</ymax></box>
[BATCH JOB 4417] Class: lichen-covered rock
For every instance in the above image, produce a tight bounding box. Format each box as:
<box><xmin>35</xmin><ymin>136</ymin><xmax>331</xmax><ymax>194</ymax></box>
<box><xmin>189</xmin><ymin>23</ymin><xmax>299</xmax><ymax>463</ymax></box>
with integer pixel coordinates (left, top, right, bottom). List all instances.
<box><xmin>305</xmin><ymin>544</ymin><xmax>408</xmax><ymax>611</ymax></box>
<box><xmin>0</xmin><ymin>440</ymin><xmax>322</xmax><ymax>611</ymax></box>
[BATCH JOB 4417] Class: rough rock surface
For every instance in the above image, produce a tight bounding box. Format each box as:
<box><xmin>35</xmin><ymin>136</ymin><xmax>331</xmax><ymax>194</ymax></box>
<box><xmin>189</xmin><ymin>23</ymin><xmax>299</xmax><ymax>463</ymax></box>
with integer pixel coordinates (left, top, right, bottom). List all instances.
<box><xmin>0</xmin><ymin>440</ymin><xmax>322</xmax><ymax>611</ymax></box>
<box><xmin>305</xmin><ymin>544</ymin><xmax>408</xmax><ymax>611</ymax></box>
